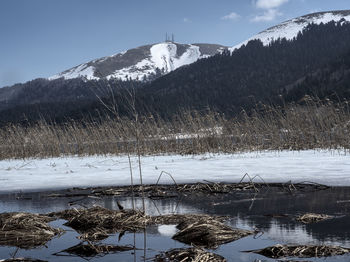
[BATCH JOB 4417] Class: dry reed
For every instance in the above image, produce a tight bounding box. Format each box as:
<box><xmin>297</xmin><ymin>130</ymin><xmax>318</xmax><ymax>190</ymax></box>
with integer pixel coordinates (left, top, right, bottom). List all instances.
<box><xmin>172</xmin><ymin>219</ymin><xmax>253</xmax><ymax>249</ymax></box>
<box><xmin>246</xmin><ymin>244</ymin><xmax>350</xmax><ymax>258</ymax></box>
<box><xmin>153</xmin><ymin>248</ymin><xmax>226</xmax><ymax>262</ymax></box>
<box><xmin>296</xmin><ymin>213</ymin><xmax>333</xmax><ymax>224</ymax></box>
<box><xmin>0</xmin><ymin>259</ymin><xmax>48</xmax><ymax>262</ymax></box>
<box><xmin>0</xmin><ymin>99</ymin><xmax>350</xmax><ymax>159</ymax></box>
<box><xmin>54</xmin><ymin>243</ymin><xmax>134</xmax><ymax>257</ymax></box>
<box><xmin>50</xmin><ymin>206</ymin><xmax>150</xmax><ymax>234</ymax></box>
<box><xmin>0</xmin><ymin>212</ymin><xmax>63</xmax><ymax>249</ymax></box>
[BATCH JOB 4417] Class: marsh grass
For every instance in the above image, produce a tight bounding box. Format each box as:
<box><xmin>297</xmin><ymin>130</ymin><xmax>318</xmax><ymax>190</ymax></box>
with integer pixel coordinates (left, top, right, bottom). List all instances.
<box><xmin>0</xmin><ymin>212</ymin><xmax>63</xmax><ymax>249</ymax></box>
<box><xmin>246</xmin><ymin>244</ymin><xmax>350</xmax><ymax>258</ymax></box>
<box><xmin>296</xmin><ymin>213</ymin><xmax>333</xmax><ymax>224</ymax></box>
<box><xmin>153</xmin><ymin>247</ymin><xmax>226</xmax><ymax>262</ymax></box>
<box><xmin>1</xmin><ymin>98</ymin><xmax>349</xmax><ymax>160</ymax></box>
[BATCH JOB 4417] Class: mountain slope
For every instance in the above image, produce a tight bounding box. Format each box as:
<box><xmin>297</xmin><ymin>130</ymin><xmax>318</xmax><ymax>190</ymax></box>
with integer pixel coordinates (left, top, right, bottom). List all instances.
<box><xmin>2</xmin><ymin>11</ymin><xmax>350</xmax><ymax>125</ymax></box>
<box><xmin>137</xmin><ymin>20</ymin><xmax>350</xmax><ymax>116</ymax></box>
<box><xmin>49</xmin><ymin>42</ymin><xmax>226</xmax><ymax>81</ymax></box>
<box><xmin>230</xmin><ymin>10</ymin><xmax>350</xmax><ymax>52</ymax></box>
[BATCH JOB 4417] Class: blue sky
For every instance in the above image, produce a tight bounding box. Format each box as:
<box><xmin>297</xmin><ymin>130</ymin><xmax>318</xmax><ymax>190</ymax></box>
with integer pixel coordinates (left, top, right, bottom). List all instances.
<box><xmin>1</xmin><ymin>0</ymin><xmax>349</xmax><ymax>87</ymax></box>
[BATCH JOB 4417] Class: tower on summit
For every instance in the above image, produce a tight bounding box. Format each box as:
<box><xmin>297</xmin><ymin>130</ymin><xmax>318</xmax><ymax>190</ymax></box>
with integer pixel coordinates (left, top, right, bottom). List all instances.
<box><xmin>165</xmin><ymin>33</ymin><xmax>175</xmax><ymax>42</ymax></box>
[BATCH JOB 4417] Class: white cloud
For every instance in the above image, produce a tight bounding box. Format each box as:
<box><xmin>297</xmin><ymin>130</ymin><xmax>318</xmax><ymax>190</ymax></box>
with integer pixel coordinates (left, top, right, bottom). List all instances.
<box><xmin>251</xmin><ymin>0</ymin><xmax>287</xmax><ymax>22</ymax></box>
<box><xmin>309</xmin><ymin>9</ymin><xmax>321</xmax><ymax>14</ymax></box>
<box><xmin>251</xmin><ymin>8</ymin><xmax>282</xmax><ymax>22</ymax></box>
<box><xmin>183</xmin><ymin>18</ymin><xmax>191</xmax><ymax>23</ymax></box>
<box><xmin>221</xmin><ymin>12</ymin><xmax>241</xmax><ymax>21</ymax></box>
<box><xmin>255</xmin><ymin>0</ymin><xmax>288</xmax><ymax>9</ymax></box>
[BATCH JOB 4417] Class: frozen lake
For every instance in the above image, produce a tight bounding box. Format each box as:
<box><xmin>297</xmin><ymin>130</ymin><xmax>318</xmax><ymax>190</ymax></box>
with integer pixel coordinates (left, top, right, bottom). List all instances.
<box><xmin>0</xmin><ymin>150</ymin><xmax>350</xmax><ymax>193</ymax></box>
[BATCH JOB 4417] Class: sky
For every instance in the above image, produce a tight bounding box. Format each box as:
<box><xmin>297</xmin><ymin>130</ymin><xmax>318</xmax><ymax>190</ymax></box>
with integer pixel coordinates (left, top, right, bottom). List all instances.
<box><xmin>1</xmin><ymin>0</ymin><xmax>349</xmax><ymax>88</ymax></box>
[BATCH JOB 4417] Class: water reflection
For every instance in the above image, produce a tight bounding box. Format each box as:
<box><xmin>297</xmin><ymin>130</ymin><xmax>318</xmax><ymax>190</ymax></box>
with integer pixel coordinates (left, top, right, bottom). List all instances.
<box><xmin>0</xmin><ymin>187</ymin><xmax>350</xmax><ymax>261</ymax></box>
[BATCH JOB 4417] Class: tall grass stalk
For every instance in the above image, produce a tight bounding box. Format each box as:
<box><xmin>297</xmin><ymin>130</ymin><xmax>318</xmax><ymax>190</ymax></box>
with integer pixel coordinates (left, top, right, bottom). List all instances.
<box><xmin>0</xmin><ymin>99</ymin><xmax>350</xmax><ymax>160</ymax></box>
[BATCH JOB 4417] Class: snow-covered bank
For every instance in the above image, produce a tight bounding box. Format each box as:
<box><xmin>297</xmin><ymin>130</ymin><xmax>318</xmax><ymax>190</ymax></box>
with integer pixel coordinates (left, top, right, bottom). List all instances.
<box><xmin>0</xmin><ymin>150</ymin><xmax>349</xmax><ymax>193</ymax></box>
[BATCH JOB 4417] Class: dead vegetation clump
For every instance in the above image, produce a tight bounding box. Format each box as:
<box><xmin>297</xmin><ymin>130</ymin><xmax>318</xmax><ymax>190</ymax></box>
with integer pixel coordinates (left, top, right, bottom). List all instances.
<box><xmin>296</xmin><ymin>213</ymin><xmax>333</xmax><ymax>224</ymax></box>
<box><xmin>0</xmin><ymin>259</ymin><xmax>48</xmax><ymax>262</ymax></box>
<box><xmin>49</xmin><ymin>205</ymin><xmax>247</xmax><ymax>249</ymax></box>
<box><xmin>53</xmin><ymin>243</ymin><xmax>134</xmax><ymax>258</ymax></box>
<box><xmin>50</xmin><ymin>206</ymin><xmax>150</xmax><ymax>236</ymax></box>
<box><xmin>50</xmin><ymin>206</ymin><xmax>231</xmax><ymax>237</ymax></box>
<box><xmin>45</xmin><ymin>180</ymin><xmax>330</xmax><ymax>201</ymax></box>
<box><xmin>176</xmin><ymin>181</ymin><xmax>260</xmax><ymax>194</ymax></box>
<box><xmin>247</xmin><ymin>244</ymin><xmax>350</xmax><ymax>258</ymax></box>
<box><xmin>153</xmin><ymin>248</ymin><xmax>226</xmax><ymax>262</ymax></box>
<box><xmin>0</xmin><ymin>212</ymin><xmax>63</xmax><ymax>249</ymax></box>
<box><xmin>172</xmin><ymin>219</ymin><xmax>253</xmax><ymax>249</ymax></box>
<box><xmin>77</xmin><ymin>229</ymin><xmax>110</xmax><ymax>241</ymax></box>
<box><xmin>151</xmin><ymin>213</ymin><xmax>227</xmax><ymax>226</ymax></box>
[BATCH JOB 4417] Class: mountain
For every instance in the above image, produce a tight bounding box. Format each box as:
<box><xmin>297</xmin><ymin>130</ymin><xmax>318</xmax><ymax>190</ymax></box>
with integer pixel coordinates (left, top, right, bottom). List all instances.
<box><xmin>2</xmin><ymin>10</ymin><xmax>350</xmax><ymax>125</ymax></box>
<box><xmin>135</xmin><ymin>12</ymin><xmax>350</xmax><ymax>116</ymax></box>
<box><xmin>49</xmin><ymin>42</ymin><xmax>226</xmax><ymax>81</ymax></box>
<box><xmin>230</xmin><ymin>10</ymin><xmax>350</xmax><ymax>52</ymax></box>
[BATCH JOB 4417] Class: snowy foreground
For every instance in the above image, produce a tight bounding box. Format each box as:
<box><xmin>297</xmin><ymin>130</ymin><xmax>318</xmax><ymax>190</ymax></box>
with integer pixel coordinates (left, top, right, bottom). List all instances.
<box><xmin>0</xmin><ymin>150</ymin><xmax>349</xmax><ymax>193</ymax></box>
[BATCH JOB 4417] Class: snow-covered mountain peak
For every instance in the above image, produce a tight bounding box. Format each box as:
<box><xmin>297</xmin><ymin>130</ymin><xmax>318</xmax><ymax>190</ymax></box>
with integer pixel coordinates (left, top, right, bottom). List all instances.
<box><xmin>230</xmin><ymin>10</ymin><xmax>350</xmax><ymax>52</ymax></box>
<box><xmin>149</xmin><ymin>42</ymin><xmax>203</xmax><ymax>73</ymax></box>
<box><xmin>49</xmin><ymin>42</ymin><xmax>226</xmax><ymax>82</ymax></box>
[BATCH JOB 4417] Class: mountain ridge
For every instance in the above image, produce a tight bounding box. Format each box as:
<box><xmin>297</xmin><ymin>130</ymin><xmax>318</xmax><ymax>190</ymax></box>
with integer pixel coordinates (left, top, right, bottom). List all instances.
<box><xmin>49</xmin><ymin>42</ymin><xmax>226</xmax><ymax>82</ymax></box>
<box><xmin>1</xmin><ymin>10</ymin><xmax>350</xmax><ymax>124</ymax></box>
<box><xmin>230</xmin><ymin>9</ymin><xmax>350</xmax><ymax>52</ymax></box>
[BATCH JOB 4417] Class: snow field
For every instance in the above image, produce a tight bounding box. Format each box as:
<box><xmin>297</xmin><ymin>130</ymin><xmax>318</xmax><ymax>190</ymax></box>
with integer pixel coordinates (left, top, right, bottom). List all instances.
<box><xmin>0</xmin><ymin>150</ymin><xmax>349</xmax><ymax>193</ymax></box>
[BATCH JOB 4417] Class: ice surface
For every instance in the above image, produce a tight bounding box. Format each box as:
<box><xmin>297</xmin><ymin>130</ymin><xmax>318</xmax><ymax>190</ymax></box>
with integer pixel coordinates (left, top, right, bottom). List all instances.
<box><xmin>0</xmin><ymin>150</ymin><xmax>349</xmax><ymax>193</ymax></box>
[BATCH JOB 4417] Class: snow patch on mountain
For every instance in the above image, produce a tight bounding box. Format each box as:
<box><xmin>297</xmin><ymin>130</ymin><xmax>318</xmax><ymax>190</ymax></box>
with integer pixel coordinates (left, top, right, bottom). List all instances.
<box><xmin>150</xmin><ymin>43</ymin><xmax>201</xmax><ymax>72</ymax></box>
<box><xmin>106</xmin><ymin>58</ymin><xmax>156</xmax><ymax>81</ymax></box>
<box><xmin>230</xmin><ymin>11</ymin><xmax>350</xmax><ymax>52</ymax></box>
<box><xmin>49</xmin><ymin>42</ymin><xmax>224</xmax><ymax>82</ymax></box>
<box><xmin>107</xmin><ymin>43</ymin><xmax>203</xmax><ymax>81</ymax></box>
<box><xmin>50</xmin><ymin>64</ymin><xmax>98</xmax><ymax>80</ymax></box>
